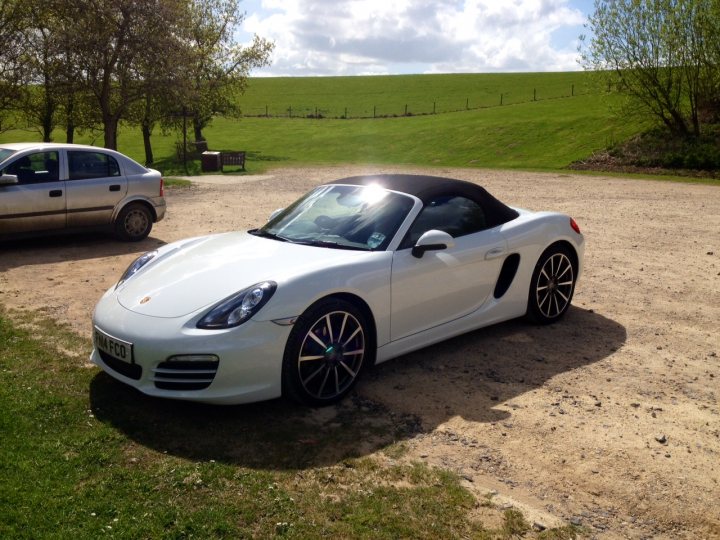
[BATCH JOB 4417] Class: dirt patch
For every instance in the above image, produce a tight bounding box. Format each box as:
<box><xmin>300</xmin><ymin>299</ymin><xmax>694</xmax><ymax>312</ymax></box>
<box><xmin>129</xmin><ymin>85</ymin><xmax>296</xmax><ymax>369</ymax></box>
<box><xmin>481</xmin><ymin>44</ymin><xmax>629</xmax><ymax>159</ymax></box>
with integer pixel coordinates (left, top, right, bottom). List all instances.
<box><xmin>1</xmin><ymin>166</ymin><xmax>718</xmax><ymax>538</ymax></box>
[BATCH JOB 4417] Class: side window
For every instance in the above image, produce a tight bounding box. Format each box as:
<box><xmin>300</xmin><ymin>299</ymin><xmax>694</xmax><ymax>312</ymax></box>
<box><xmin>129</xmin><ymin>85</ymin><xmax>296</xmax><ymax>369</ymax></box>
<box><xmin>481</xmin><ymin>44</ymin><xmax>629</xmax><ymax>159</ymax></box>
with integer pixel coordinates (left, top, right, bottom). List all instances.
<box><xmin>401</xmin><ymin>196</ymin><xmax>487</xmax><ymax>249</ymax></box>
<box><xmin>2</xmin><ymin>151</ymin><xmax>59</xmax><ymax>184</ymax></box>
<box><xmin>68</xmin><ymin>151</ymin><xmax>120</xmax><ymax>180</ymax></box>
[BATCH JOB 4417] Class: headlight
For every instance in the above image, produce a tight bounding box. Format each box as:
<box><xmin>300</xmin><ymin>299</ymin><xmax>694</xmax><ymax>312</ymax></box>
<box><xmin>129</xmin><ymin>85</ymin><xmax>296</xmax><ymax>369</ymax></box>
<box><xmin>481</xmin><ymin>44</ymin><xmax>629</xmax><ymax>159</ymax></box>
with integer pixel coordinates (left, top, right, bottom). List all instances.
<box><xmin>197</xmin><ymin>281</ymin><xmax>277</xmax><ymax>329</ymax></box>
<box><xmin>116</xmin><ymin>250</ymin><xmax>158</xmax><ymax>289</ymax></box>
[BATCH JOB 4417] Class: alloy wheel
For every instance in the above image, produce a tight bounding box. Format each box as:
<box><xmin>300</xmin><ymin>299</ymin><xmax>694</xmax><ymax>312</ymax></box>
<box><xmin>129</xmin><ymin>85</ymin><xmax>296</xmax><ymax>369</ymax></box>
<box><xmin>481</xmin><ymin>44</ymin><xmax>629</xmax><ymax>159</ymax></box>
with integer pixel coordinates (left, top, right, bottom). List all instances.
<box><xmin>535</xmin><ymin>252</ymin><xmax>574</xmax><ymax>319</ymax></box>
<box><xmin>297</xmin><ymin>310</ymin><xmax>365</xmax><ymax>401</ymax></box>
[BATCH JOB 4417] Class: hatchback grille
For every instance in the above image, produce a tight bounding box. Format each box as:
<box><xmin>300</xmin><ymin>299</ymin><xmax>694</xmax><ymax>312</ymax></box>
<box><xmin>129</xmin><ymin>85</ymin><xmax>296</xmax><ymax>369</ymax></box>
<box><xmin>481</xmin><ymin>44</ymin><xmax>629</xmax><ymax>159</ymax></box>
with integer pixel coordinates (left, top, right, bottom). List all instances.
<box><xmin>152</xmin><ymin>359</ymin><xmax>218</xmax><ymax>391</ymax></box>
<box><xmin>99</xmin><ymin>350</ymin><xmax>142</xmax><ymax>380</ymax></box>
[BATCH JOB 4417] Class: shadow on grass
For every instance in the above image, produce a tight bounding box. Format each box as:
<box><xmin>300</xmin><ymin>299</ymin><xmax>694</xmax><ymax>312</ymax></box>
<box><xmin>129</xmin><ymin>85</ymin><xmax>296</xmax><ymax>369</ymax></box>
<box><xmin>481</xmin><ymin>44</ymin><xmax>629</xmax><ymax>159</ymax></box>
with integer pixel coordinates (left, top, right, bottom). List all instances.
<box><xmin>0</xmin><ymin>232</ymin><xmax>165</xmax><ymax>271</ymax></box>
<box><xmin>90</xmin><ymin>306</ymin><xmax>625</xmax><ymax>470</ymax></box>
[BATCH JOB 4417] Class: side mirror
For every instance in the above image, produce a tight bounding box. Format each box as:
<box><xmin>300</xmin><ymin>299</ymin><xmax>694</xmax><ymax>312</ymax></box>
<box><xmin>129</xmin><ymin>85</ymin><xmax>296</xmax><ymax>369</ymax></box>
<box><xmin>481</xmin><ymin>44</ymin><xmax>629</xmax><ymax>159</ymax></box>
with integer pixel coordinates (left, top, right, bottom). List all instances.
<box><xmin>0</xmin><ymin>174</ymin><xmax>18</xmax><ymax>186</ymax></box>
<box><xmin>411</xmin><ymin>229</ymin><xmax>455</xmax><ymax>258</ymax></box>
<box><xmin>268</xmin><ymin>207</ymin><xmax>284</xmax><ymax>221</ymax></box>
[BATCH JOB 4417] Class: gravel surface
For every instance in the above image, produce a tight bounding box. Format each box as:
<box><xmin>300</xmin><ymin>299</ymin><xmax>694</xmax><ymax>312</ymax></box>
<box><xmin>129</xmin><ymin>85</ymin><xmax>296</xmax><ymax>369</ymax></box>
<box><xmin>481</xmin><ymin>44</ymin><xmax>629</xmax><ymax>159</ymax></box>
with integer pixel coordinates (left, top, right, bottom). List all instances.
<box><xmin>1</xmin><ymin>165</ymin><xmax>718</xmax><ymax>538</ymax></box>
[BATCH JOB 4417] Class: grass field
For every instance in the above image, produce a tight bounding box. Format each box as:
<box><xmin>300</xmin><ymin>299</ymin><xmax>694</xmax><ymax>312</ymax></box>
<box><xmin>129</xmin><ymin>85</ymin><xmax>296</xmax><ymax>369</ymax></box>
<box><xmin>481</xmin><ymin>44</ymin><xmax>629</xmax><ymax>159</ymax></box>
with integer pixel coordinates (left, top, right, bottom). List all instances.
<box><xmin>239</xmin><ymin>72</ymin><xmax>603</xmax><ymax>118</ymax></box>
<box><xmin>0</xmin><ymin>310</ymin><xmax>581</xmax><ymax>538</ymax></box>
<box><xmin>0</xmin><ymin>72</ymin><xmax>641</xmax><ymax>175</ymax></box>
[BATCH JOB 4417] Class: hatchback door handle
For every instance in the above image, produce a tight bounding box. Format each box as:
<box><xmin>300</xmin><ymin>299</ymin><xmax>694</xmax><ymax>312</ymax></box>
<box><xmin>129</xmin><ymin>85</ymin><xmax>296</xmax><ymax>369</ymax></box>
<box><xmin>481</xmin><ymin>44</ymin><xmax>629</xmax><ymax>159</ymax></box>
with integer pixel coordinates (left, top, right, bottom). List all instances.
<box><xmin>49</xmin><ymin>190</ymin><xmax>63</xmax><ymax>197</ymax></box>
<box><xmin>484</xmin><ymin>247</ymin><xmax>505</xmax><ymax>260</ymax></box>
<box><xmin>109</xmin><ymin>184</ymin><xmax>121</xmax><ymax>192</ymax></box>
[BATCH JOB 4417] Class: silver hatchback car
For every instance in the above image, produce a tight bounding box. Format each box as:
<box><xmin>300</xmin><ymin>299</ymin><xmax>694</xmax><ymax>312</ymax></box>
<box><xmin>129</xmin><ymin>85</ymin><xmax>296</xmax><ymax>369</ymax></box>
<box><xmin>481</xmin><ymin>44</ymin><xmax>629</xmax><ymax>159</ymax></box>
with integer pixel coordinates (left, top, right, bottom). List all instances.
<box><xmin>0</xmin><ymin>143</ymin><xmax>166</xmax><ymax>241</ymax></box>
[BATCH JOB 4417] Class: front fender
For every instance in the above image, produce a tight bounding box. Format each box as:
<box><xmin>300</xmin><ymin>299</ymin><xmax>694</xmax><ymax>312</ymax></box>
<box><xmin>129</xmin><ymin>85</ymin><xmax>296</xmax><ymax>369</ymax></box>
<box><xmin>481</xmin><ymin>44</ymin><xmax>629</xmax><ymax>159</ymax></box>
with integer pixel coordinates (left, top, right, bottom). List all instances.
<box><xmin>256</xmin><ymin>252</ymin><xmax>394</xmax><ymax>347</ymax></box>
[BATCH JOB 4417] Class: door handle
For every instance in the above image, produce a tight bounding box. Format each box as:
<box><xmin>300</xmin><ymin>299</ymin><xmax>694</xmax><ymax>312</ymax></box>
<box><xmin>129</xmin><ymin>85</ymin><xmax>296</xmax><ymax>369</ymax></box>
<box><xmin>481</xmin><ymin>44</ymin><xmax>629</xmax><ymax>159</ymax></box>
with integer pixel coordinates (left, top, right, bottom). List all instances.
<box><xmin>484</xmin><ymin>247</ymin><xmax>505</xmax><ymax>260</ymax></box>
<box><xmin>109</xmin><ymin>184</ymin><xmax>121</xmax><ymax>192</ymax></box>
<box><xmin>49</xmin><ymin>190</ymin><xmax>63</xmax><ymax>197</ymax></box>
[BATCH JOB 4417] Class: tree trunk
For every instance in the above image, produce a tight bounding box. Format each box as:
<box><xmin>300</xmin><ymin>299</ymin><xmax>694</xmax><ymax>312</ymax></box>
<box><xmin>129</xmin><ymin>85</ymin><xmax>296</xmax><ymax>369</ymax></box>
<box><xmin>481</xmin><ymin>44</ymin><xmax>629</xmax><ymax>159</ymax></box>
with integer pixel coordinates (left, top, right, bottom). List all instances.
<box><xmin>103</xmin><ymin>115</ymin><xmax>119</xmax><ymax>150</ymax></box>
<box><xmin>41</xmin><ymin>77</ymin><xmax>55</xmax><ymax>142</ymax></box>
<box><xmin>192</xmin><ymin>114</ymin><xmax>204</xmax><ymax>142</ymax></box>
<box><xmin>142</xmin><ymin>122</ymin><xmax>154</xmax><ymax>165</ymax></box>
<box><xmin>41</xmin><ymin>97</ymin><xmax>54</xmax><ymax>142</ymax></box>
<box><xmin>65</xmin><ymin>95</ymin><xmax>75</xmax><ymax>144</ymax></box>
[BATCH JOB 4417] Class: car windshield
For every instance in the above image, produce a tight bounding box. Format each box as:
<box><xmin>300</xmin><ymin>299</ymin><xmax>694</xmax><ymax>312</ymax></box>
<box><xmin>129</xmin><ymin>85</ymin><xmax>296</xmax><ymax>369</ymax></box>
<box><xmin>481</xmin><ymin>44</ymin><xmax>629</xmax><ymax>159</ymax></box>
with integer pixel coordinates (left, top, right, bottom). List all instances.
<box><xmin>0</xmin><ymin>148</ymin><xmax>18</xmax><ymax>166</ymax></box>
<box><xmin>253</xmin><ymin>184</ymin><xmax>415</xmax><ymax>251</ymax></box>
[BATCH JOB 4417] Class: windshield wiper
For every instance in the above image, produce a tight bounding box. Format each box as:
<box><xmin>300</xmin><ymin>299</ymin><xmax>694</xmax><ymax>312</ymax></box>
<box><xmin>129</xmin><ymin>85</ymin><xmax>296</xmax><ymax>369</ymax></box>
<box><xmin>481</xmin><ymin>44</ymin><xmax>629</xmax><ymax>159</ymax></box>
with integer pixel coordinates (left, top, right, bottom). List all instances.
<box><xmin>248</xmin><ymin>229</ymin><xmax>289</xmax><ymax>242</ymax></box>
<box><xmin>289</xmin><ymin>238</ymin><xmax>370</xmax><ymax>251</ymax></box>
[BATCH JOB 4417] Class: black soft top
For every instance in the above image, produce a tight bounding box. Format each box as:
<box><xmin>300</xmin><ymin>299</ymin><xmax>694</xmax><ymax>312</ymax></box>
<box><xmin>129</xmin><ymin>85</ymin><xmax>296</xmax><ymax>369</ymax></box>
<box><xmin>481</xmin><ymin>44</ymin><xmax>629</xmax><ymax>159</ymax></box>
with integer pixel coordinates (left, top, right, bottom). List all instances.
<box><xmin>329</xmin><ymin>174</ymin><xmax>519</xmax><ymax>228</ymax></box>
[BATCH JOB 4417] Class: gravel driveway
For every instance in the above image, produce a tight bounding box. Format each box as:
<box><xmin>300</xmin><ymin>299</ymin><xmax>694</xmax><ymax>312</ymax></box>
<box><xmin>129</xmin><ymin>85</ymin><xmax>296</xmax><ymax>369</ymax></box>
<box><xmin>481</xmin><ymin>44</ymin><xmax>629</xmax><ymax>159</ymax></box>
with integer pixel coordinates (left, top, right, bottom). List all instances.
<box><xmin>1</xmin><ymin>166</ymin><xmax>718</xmax><ymax>538</ymax></box>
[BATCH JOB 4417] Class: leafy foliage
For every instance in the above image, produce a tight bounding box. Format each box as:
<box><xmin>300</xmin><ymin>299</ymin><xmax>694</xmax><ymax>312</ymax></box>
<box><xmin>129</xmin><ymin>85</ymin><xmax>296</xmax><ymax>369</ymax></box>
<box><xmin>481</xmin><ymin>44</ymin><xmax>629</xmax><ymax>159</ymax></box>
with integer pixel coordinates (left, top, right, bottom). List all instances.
<box><xmin>582</xmin><ymin>0</ymin><xmax>720</xmax><ymax>137</ymax></box>
<box><xmin>183</xmin><ymin>0</ymin><xmax>273</xmax><ymax>142</ymax></box>
<box><xmin>0</xmin><ymin>0</ymin><xmax>273</xmax><ymax>156</ymax></box>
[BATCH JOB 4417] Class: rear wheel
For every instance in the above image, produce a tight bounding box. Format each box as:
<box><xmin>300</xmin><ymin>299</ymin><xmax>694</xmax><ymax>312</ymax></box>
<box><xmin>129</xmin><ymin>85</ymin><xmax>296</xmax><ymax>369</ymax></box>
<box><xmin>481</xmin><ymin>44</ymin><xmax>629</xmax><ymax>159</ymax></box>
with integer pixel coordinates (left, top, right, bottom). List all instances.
<box><xmin>282</xmin><ymin>298</ymin><xmax>369</xmax><ymax>406</ymax></box>
<box><xmin>527</xmin><ymin>245</ymin><xmax>576</xmax><ymax>324</ymax></box>
<box><xmin>114</xmin><ymin>203</ymin><xmax>153</xmax><ymax>242</ymax></box>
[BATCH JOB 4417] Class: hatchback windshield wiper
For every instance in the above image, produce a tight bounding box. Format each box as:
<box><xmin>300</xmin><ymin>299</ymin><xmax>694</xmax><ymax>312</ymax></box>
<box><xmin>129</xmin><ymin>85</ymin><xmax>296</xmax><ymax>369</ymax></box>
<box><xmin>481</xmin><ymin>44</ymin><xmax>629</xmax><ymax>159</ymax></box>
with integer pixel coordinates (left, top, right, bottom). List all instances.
<box><xmin>248</xmin><ymin>229</ymin><xmax>289</xmax><ymax>242</ymax></box>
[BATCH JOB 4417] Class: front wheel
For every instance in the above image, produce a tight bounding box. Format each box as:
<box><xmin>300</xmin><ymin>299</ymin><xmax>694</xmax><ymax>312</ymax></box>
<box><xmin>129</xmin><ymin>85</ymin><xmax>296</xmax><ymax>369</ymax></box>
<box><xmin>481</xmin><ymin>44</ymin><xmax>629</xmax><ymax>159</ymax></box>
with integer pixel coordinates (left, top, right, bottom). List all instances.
<box><xmin>114</xmin><ymin>203</ymin><xmax>153</xmax><ymax>242</ymax></box>
<box><xmin>527</xmin><ymin>245</ymin><xmax>576</xmax><ymax>324</ymax></box>
<box><xmin>282</xmin><ymin>298</ymin><xmax>370</xmax><ymax>406</ymax></box>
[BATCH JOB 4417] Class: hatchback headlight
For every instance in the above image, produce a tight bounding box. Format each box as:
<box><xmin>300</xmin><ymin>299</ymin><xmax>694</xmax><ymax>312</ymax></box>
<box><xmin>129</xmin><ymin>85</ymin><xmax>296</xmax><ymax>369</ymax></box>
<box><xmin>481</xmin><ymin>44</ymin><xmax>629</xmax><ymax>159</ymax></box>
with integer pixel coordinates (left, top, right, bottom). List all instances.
<box><xmin>197</xmin><ymin>281</ymin><xmax>277</xmax><ymax>329</ymax></box>
<box><xmin>116</xmin><ymin>250</ymin><xmax>158</xmax><ymax>288</ymax></box>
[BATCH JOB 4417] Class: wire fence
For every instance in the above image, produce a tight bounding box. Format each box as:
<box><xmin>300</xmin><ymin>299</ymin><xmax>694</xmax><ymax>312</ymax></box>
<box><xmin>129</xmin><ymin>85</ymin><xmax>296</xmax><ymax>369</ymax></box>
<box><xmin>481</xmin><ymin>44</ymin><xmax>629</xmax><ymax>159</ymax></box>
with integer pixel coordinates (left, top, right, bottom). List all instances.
<box><xmin>240</xmin><ymin>84</ymin><xmax>608</xmax><ymax>120</ymax></box>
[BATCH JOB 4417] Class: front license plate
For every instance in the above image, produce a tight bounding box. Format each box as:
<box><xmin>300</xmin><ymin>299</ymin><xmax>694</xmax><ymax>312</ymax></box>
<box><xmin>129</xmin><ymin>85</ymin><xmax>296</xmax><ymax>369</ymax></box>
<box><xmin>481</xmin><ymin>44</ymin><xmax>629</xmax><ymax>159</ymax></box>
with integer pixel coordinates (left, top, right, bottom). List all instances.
<box><xmin>94</xmin><ymin>326</ymin><xmax>133</xmax><ymax>364</ymax></box>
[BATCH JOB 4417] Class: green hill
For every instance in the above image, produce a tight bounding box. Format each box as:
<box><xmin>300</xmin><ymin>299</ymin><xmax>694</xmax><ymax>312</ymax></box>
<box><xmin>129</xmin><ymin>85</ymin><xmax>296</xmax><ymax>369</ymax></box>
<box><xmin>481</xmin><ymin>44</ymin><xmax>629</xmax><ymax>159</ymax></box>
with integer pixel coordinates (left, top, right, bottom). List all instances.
<box><xmin>240</xmin><ymin>72</ymin><xmax>602</xmax><ymax>118</ymax></box>
<box><xmin>0</xmin><ymin>72</ymin><xmax>640</xmax><ymax>174</ymax></box>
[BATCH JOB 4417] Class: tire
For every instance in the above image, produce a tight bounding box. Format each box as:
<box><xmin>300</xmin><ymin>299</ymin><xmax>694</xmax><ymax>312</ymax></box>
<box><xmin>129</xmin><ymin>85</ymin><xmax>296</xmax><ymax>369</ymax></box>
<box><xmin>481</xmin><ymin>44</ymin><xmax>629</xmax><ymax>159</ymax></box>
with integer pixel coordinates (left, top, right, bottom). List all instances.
<box><xmin>527</xmin><ymin>244</ymin><xmax>576</xmax><ymax>324</ymax></box>
<box><xmin>282</xmin><ymin>298</ymin><xmax>370</xmax><ymax>406</ymax></box>
<box><xmin>114</xmin><ymin>203</ymin><xmax>153</xmax><ymax>242</ymax></box>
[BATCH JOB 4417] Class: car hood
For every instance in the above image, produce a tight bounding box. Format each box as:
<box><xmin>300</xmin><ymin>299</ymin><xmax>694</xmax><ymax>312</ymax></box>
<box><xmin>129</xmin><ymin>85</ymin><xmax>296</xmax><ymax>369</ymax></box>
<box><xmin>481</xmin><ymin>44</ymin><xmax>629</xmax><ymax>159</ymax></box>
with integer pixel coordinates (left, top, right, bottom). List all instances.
<box><xmin>116</xmin><ymin>232</ymin><xmax>372</xmax><ymax>318</ymax></box>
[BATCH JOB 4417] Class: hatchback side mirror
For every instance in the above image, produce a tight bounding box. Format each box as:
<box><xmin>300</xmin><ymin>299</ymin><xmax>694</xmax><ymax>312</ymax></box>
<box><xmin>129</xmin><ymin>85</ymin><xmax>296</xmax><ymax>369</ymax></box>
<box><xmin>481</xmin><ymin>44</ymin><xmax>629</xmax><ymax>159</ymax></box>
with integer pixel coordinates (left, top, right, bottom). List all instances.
<box><xmin>0</xmin><ymin>174</ymin><xmax>18</xmax><ymax>186</ymax></box>
<box><xmin>411</xmin><ymin>229</ymin><xmax>455</xmax><ymax>258</ymax></box>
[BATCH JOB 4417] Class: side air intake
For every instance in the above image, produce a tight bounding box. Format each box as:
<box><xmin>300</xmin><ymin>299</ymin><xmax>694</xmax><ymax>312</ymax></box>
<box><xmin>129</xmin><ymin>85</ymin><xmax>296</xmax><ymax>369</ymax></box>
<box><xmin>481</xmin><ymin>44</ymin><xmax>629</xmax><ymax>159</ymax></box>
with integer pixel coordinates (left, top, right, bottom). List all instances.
<box><xmin>493</xmin><ymin>254</ymin><xmax>520</xmax><ymax>299</ymax></box>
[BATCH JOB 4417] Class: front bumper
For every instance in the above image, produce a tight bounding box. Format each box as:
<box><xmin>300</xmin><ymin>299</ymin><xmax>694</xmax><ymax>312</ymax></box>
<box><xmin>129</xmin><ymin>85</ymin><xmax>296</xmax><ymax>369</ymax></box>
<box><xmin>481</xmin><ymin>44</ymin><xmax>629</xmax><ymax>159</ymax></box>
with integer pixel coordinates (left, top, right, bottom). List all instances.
<box><xmin>91</xmin><ymin>293</ymin><xmax>292</xmax><ymax>404</ymax></box>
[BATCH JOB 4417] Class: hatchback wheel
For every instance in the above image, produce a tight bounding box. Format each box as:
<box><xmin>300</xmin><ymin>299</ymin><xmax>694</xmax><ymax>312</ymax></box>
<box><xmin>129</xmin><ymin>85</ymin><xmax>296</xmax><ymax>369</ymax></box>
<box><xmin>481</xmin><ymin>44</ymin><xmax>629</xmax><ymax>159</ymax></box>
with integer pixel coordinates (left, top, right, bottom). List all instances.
<box><xmin>115</xmin><ymin>203</ymin><xmax>152</xmax><ymax>241</ymax></box>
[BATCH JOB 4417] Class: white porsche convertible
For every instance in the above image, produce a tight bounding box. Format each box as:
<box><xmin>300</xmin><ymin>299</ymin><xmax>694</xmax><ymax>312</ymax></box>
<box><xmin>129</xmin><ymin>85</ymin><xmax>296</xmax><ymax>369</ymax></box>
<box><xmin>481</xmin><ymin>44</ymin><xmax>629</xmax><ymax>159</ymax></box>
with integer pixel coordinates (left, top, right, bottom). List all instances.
<box><xmin>92</xmin><ymin>175</ymin><xmax>584</xmax><ymax>405</ymax></box>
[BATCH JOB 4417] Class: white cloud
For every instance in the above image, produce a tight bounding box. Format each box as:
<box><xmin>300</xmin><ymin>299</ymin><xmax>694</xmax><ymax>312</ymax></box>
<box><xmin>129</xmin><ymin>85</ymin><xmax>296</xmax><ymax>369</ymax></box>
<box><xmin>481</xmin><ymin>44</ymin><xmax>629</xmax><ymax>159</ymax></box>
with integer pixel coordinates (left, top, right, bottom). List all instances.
<box><xmin>241</xmin><ymin>0</ymin><xmax>586</xmax><ymax>75</ymax></box>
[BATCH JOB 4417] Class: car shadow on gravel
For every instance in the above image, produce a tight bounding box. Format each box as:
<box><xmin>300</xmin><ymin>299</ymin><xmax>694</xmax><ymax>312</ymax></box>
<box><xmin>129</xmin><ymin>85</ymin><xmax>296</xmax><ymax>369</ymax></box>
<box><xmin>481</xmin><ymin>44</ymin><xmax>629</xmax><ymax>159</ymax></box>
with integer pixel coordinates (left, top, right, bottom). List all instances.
<box><xmin>0</xmin><ymin>233</ymin><xmax>165</xmax><ymax>271</ymax></box>
<box><xmin>89</xmin><ymin>306</ymin><xmax>625</xmax><ymax>470</ymax></box>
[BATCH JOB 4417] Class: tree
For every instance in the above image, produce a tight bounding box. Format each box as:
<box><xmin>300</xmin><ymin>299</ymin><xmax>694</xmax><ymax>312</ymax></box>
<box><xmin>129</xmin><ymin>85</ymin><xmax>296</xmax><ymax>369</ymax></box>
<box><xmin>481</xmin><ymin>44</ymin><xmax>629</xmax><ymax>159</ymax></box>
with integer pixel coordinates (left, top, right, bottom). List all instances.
<box><xmin>16</xmin><ymin>1</ymin><xmax>66</xmax><ymax>142</ymax></box>
<box><xmin>62</xmin><ymin>0</ymin><xmax>191</xmax><ymax>149</ymax></box>
<box><xmin>582</xmin><ymin>0</ymin><xmax>720</xmax><ymax>137</ymax></box>
<box><xmin>185</xmin><ymin>0</ymin><xmax>273</xmax><ymax>143</ymax></box>
<box><xmin>0</xmin><ymin>0</ymin><xmax>27</xmax><ymax>132</ymax></box>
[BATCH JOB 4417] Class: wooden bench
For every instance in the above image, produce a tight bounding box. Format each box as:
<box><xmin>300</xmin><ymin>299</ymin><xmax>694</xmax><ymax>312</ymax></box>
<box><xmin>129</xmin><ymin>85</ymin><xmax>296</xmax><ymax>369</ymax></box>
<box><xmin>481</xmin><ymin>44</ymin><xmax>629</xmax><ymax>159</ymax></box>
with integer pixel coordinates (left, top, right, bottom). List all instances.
<box><xmin>220</xmin><ymin>151</ymin><xmax>246</xmax><ymax>171</ymax></box>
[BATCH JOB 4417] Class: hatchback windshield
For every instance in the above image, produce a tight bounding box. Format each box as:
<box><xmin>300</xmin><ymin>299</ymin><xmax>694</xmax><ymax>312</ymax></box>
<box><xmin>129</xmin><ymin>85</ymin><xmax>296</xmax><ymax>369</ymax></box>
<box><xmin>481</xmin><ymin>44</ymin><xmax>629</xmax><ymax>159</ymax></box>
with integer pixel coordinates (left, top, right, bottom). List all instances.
<box><xmin>253</xmin><ymin>184</ymin><xmax>416</xmax><ymax>251</ymax></box>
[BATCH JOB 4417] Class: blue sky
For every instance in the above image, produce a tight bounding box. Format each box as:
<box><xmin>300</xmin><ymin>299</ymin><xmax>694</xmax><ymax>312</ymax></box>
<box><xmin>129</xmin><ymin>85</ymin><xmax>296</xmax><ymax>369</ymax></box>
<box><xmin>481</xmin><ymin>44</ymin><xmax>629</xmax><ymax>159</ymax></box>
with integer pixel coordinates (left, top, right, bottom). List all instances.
<box><xmin>238</xmin><ymin>0</ymin><xmax>596</xmax><ymax>76</ymax></box>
